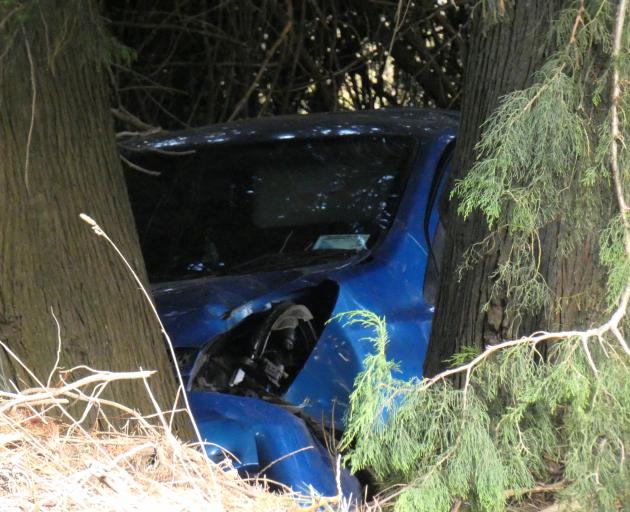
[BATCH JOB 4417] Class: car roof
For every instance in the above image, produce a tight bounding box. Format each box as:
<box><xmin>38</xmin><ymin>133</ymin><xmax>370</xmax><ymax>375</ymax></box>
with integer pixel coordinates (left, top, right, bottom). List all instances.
<box><xmin>120</xmin><ymin>107</ymin><xmax>458</xmax><ymax>151</ymax></box>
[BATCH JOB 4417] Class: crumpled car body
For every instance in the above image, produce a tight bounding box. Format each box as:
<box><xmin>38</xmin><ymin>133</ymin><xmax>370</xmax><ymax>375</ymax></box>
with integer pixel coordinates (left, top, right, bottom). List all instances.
<box><xmin>122</xmin><ymin>108</ymin><xmax>457</xmax><ymax>499</ymax></box>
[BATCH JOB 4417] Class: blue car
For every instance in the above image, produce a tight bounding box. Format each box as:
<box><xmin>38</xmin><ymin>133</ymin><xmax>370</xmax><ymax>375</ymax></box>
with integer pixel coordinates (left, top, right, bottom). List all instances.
<box><xmin>122</xmin><ymin>108</ymin><xmax>457</xmax><ymax>499</ymax></box>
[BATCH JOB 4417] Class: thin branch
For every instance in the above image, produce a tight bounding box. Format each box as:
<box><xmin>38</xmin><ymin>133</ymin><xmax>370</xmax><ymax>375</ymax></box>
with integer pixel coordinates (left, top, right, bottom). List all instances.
<box><xmin>504</xmin><ymin>480</ymin><xmax>566</xmax><ymax>499</ymax></box>
<box><xmin>257</xmin><ymin>446</ymin><xmax>314</xmax><ymax>475</ymax></box>
<box><xmin>22</xmin><ymin>25</ymin><xmax>36</xmax><ymax>193</ymax></box>
<box><xmin>227</xmin><ymin>0</ymin><xmax>293</xmax><ymax>121</ymax></box>
<box><xmin>570</xmin><ymin>0</ymin><xmax>585</xmax><ymax>44</ymax></box>
<box><xmin>119</xmin><ymin>154</ymin><xmax>161</xmax><ymax>176</ymax></box>
<box><xmin>111</xmin><ymin>106</ymin><xmax>161</xmax><ymax>133</ymax></box>
<box><xmin>0</xmin><ymin>369</ymin><xmax>155</xmax><ymax>414</ymax></box>
<box><xmin>46</xmin><ymin>307</ymin><xmax>63</xmax><ymax>389</ymax></box>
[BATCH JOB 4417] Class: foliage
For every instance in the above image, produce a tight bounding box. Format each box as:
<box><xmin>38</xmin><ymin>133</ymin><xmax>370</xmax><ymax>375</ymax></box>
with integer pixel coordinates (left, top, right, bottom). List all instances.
<box><xmin>340</xmin><ymin>311</ymin><xmax>630</xmax><ymax>511</ymax></box>
<box><xmin>600</xmin><ymin>217</ymin><xmax>630</xmax><ymax>308</ymax></box>
<box><xmin>452</xmin><ymin>0</ymin><xmax>624</xmax><ymax>321</ymax></box>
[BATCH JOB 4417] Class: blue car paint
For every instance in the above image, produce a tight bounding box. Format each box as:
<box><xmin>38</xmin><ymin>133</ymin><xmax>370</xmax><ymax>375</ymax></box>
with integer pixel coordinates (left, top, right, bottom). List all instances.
<box><xmin>188</xmin><ymin>391</ymin><xmax>362</xmax><ymax>498</ymax></box>
<box><xmin>130</xmin><ymin>108</ymin><xmax>457</xmax><ymax>499</ymax></box>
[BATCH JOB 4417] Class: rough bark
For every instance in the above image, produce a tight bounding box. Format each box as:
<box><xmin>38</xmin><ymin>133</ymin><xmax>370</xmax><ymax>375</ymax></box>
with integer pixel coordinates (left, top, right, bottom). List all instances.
<box><xmin>0</xmin><ymin>1</ymin><xmax>192</xmax><ymax>437</ymax></box>
<box><xmin>425</xmin><ymin>1</ymin><xmax>606</xmax><ymax>376</ymax></box>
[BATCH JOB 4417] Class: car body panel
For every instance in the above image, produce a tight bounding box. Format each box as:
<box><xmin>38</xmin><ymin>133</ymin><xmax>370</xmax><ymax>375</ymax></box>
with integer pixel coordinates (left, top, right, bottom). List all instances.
<box><xmin>188</xmin><ymin>391</ymin><xmax>362</xmax><ymax>498</ymax></box>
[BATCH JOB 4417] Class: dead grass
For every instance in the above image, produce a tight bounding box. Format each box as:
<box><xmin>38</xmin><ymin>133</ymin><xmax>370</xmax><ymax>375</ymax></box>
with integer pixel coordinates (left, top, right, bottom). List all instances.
<box><xmin>0</xmin><ymin>362</ymin><xmax>351</xmax><ymax>512</ymax></box>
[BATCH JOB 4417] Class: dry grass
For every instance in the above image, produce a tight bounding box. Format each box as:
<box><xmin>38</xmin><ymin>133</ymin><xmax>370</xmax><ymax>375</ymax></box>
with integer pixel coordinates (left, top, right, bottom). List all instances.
<box><xmin>0</xmin><ymin>361</ymin><xmax>350</xmax><ymax>512</ymax></box>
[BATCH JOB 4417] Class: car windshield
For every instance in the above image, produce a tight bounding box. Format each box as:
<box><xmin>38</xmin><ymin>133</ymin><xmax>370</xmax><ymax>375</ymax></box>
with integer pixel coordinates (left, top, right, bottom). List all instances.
<box><xmin>124</xmin><ymin>135</ymin><xmax>416</xmax><ymax>282</ymax></box>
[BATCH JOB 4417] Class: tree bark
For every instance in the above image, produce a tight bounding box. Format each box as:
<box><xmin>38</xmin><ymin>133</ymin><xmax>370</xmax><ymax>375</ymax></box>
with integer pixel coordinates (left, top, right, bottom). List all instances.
<box><xmin>0</xmin><ymin>1</ymin><xmax>192</xmax><ymax>437</ymax></box>
<box><xmin>425</xmin><ymin>1</ymin><xmax>606</xmax><ymax>376</ymax></box>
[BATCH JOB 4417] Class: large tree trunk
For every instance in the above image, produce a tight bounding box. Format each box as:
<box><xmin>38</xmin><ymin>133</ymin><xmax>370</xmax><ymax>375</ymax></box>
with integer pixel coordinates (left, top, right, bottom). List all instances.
<box><xmin>425</xmin><ymin>1</ymin><xmax>607</xmax><ymax>376</ymax></box>
<box><xmin>0</xmin><ymin>1</ymin><xmax>192</xmax><ymax>437</ymax></box>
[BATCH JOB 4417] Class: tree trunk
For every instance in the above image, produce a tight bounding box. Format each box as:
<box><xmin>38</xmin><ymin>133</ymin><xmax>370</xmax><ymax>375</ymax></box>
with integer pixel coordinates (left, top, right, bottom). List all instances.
<box><xmin>425</xmin><ymin>1</ymin><xmax>606</xmax><ymax>376</ymax></box>
<box><xmin>0</xmin><ymin>1</ymin><xmax>192</xmax><ymax>437</ymax></box>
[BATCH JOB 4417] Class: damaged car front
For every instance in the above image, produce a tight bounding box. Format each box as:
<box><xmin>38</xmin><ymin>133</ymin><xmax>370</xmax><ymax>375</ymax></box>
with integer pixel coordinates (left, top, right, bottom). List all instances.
<box><xmin>122</xmin><ymin>108</ymin><xmax>457</xmax><ymax>499</ymax></box>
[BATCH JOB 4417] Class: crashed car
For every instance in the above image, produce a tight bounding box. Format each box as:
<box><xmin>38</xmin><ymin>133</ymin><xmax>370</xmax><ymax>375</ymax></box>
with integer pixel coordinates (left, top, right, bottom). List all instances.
<box><xmin>122</xmin><ymin>108</ymin><xmax>457</xmax><ymax>498</ymax></box>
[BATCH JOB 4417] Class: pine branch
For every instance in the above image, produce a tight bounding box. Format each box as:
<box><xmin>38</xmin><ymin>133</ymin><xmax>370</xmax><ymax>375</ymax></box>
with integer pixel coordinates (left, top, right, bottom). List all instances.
<box><xmin>421</xmin><ymin>282</ymin><xmax>630</xmax><ymax>395</ymax></box>
<box><xmin>611</xmin><ymin>0</ymin><xmax>630</xmax><ymax>253</ymax></box>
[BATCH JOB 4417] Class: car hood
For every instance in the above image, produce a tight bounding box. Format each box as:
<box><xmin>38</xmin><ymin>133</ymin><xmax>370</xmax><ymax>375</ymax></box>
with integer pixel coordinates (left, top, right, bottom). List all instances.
<box><xmin>152</xmin><ymin>261</ymin><xmax>349</xmax><ymax>348</ymax></box>
<box><xmin>154</xmin><ymin>269</ymin><xmax>303</xmax><ymax>316</ymax></box>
